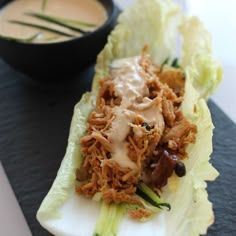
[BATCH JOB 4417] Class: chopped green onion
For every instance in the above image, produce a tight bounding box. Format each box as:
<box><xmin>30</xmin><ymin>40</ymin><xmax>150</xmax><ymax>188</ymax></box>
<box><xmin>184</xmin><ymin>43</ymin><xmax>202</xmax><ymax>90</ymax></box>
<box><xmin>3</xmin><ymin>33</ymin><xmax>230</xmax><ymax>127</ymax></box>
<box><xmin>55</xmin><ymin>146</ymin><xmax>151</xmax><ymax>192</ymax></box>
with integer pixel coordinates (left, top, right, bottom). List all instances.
<box><xmin>171</xmin><ymin>58</ymin><xmax>180</xmax><ymax>68</ymax></box>
<box><xmin>41</xmin><ymin>0</ymin><xmax>48</xmax><ymax>12</ymax></box>
<box><xmin>40</xmin><ymin>35</ymin><xmax>61</xmax><ymax>42</ymax></box>
<box><xmin>8</xmin><ymin>20</ymin><xmax>75</xmax><ymax>37</ymax></box>
<box><xmin>25</xmin><ymin>12</ymin><xmax>90</xmax><ymax>34</ymax></box>
<box><xmin>161</xmin><ymin>57</ymin><xmax>169</xmax><ymax>68</ymax></box>
<box><xmin>37</xmin><ymin>14</ymin><xmax>98</xmax><ymax>27</ymax></box>
<box><xmin>0</xmin><ymin>32</ymin><xmax>42</xmax><ymax>43</ymax></box>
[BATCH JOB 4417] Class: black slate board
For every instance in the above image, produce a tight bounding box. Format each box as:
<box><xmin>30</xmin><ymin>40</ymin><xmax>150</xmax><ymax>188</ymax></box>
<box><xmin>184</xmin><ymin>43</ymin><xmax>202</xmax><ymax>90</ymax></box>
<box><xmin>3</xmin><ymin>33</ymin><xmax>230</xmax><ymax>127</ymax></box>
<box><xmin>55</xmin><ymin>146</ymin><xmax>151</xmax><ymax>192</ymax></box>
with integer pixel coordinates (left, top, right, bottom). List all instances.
<box><xmin>0</xmin><ymin>58</ymin><xmax>235</xmax><ymax>236</ymax></box>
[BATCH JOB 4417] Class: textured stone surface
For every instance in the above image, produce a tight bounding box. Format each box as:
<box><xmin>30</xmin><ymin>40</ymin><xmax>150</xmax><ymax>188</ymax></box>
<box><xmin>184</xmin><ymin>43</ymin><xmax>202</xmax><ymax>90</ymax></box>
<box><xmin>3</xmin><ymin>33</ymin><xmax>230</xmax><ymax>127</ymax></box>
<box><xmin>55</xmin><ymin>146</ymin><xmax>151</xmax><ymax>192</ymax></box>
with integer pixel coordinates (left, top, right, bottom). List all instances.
<box><xmin>0</xmin><ymin>59</ymin><xmax>235</xmax><ymax>236</ymax></box>
<box><xmin>207</xmin><ymin>100</ymin><xmax>236</xmax><ymax>236</ymax></box>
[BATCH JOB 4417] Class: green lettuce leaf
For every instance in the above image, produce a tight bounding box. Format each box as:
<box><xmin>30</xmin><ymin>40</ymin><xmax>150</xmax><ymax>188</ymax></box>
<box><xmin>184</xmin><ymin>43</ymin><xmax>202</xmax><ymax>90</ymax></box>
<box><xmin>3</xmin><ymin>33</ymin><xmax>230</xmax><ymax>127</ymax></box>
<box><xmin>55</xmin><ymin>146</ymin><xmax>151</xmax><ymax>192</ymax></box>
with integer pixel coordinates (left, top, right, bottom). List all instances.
<box><xmin>161</xmin><ymin>93</ymin><xmax>219</xmax><ymax>236</ymax></box>
<box><xmin>37</xmin><ymin>92</ymin><xmax>96</xmax><ymax>220</ymax></box>
<box><xmin>179</xmin><ymin>16</ymin><xmax>223</xmax><ymax>99</ymax></box>
<box><xmin>37</xmin><ymin>0</ymin><xmax>221</xmax><ymax>235</ymax></box>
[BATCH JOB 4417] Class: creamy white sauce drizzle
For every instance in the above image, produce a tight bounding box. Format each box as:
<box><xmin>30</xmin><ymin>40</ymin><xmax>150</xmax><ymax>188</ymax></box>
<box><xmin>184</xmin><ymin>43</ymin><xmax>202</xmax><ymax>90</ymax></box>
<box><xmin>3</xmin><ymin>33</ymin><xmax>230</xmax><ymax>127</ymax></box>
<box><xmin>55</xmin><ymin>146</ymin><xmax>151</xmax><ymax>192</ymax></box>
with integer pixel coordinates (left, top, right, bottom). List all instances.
<box><xmin>108</xmin><ymin>57</ymin><xmax>164</xmax><ymax>169</ymax></box>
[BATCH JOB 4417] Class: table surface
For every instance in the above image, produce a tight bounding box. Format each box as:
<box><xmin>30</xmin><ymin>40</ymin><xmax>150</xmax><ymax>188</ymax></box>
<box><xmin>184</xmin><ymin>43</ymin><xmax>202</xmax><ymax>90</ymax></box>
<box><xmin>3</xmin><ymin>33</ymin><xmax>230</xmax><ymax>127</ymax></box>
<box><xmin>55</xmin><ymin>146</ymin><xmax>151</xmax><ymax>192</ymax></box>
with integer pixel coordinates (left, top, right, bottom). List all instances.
<box><xmin>0</xmin><ymin>1</ymin><xmax>236</xmax><ymax>236</ymax></box>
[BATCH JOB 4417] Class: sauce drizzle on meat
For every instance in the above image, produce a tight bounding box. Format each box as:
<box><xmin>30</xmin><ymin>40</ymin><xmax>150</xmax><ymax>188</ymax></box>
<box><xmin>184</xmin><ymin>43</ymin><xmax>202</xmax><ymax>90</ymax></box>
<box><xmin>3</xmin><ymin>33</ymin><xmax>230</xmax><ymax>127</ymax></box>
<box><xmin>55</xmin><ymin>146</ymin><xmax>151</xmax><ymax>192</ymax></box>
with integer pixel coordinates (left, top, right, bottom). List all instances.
<box><xmin>76</xmin><ymin>50</ymin><xmax>197</xmax><ymax>219</ymax></box>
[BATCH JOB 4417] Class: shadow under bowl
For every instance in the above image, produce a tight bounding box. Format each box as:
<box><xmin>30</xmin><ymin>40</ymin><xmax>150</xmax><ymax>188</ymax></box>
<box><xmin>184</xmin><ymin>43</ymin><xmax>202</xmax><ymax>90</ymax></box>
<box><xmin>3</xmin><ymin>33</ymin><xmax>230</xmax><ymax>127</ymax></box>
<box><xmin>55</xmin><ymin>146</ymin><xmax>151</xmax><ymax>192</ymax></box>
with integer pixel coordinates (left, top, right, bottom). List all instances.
<box><xmin>0</xmin><ymin>0</ymin><xmax>119</xmax><ymax>82</ymax></box>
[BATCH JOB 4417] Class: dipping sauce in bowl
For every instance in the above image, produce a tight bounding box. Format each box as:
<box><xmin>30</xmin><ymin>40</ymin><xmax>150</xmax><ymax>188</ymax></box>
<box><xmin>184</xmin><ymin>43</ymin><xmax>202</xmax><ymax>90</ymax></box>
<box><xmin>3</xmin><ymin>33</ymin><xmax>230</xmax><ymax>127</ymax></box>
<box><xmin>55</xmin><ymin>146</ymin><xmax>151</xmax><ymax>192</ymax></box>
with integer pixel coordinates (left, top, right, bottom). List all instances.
<box><xmin>0</xmin><ymin>0</ymin><xmax>118</xmax><ymax>81</ymax></box>
<box><xmin>0</xmin><ymin>0</ymin><xmax>107</xmax><ymax>43</ymax></box>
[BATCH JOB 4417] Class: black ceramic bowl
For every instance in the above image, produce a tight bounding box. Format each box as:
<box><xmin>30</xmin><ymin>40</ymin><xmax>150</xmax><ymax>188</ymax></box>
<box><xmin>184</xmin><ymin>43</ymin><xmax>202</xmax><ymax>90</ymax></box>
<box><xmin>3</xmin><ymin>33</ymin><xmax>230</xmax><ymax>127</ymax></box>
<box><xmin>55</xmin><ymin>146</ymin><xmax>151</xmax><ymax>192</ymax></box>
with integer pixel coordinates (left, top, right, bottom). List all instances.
<box><xmin>0</xmin><ymin>0</ymin><xmax>119</xmax><ymax>81</ymax></box>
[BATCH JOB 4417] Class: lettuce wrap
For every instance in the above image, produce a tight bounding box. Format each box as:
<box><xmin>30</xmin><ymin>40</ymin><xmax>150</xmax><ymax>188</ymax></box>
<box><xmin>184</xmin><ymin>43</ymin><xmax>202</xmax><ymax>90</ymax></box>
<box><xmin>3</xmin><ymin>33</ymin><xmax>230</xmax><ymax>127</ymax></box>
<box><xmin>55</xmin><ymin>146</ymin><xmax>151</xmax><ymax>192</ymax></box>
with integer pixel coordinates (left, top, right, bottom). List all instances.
<box><xmin>37</xmin><ymin>0</ymin><xmax>222</xmax><ymax>235</ymax></box>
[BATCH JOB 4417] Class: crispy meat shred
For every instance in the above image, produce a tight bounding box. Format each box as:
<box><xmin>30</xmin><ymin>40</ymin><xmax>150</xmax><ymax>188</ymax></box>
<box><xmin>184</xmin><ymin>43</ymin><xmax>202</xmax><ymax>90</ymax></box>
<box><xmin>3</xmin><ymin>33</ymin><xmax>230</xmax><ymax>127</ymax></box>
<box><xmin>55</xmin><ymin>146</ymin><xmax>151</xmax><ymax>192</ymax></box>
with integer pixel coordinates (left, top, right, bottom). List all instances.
<box><xmin>76</xmin><ymin>51</ymin><xmax>197</xmax><ymax>219</ymax></box>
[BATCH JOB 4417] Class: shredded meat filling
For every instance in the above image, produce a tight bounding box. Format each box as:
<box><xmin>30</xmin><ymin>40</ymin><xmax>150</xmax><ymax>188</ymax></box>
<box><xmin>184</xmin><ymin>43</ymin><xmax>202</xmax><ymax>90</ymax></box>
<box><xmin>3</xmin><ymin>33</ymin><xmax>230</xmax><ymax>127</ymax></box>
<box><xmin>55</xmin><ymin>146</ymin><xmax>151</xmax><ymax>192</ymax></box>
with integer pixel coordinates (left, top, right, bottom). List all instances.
<box><xmin>76</xmin><ymin>51</ymin><xmax>197</xmax><ymax>219</ymax></box>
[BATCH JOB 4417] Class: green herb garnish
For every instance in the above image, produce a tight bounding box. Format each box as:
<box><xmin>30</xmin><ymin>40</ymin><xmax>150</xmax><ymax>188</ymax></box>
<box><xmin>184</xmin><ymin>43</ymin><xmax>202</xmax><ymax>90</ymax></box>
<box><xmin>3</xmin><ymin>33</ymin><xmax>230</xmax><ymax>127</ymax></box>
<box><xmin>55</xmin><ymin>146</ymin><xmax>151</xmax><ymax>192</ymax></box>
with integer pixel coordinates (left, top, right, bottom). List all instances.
<box><xmin>160</xmin><ymin>57</ymin><xmax>169</xmax><ymax>71</ymax></box>
<box><xmin>41</xmin><ymin>0</ymin><xmax>48</xmax><ymax>12</ymax></box>
<box><xmin>41</xmin><ymin>35</ymin><xmax>61</xmax><ymax>42</ymax></box>
<box><xmin>171</xmin><ymin>58</ymin><xmax>180</xmax><ymax>68</ymax></box>
<box><xmin>8</xmin><ymin>20</ymin><xmax>75</xmax><ymax>37</ymax></box>
<box><xmin>25</xmin><ymin>12</ymin><xmax>90</xmax><ymax>34</ymax></box>
<box><xmin>161</xmin><ymin>57</ymin><xmax>169</xmax><ymax>67</ymax></box>
<box><xmin>0</xmin><ymin>32</ymin><xmax>41</xmax><ymax>43</ymax></box>
<box><xmin>39</xmin><ymin>14</ymin><xmax>98</xmax><ymax>28</ymax></box>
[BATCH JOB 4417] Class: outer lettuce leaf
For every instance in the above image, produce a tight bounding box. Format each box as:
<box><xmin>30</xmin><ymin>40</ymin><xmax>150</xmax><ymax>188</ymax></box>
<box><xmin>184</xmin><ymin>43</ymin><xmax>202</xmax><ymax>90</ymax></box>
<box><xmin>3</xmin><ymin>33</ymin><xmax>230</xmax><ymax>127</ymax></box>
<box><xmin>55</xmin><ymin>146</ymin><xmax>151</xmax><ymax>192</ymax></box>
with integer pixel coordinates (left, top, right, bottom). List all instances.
<box><xmin>161</xmin><ymin>94</ymin><xmax>219</xmax><ymax>236</ymax></box>
<box><xmin>37</xmin><ymin>93</ymin><xmax>96</xmax><ymax>221</ymax></box>
<box><xmin>37</xmin><ymin>0</ymin><xmax>221</xmax><ymax>235</ymax></box>
<box><xmin>179</xmin><ymin>16</ymin><xmax>223</xmax><ymax>99</ymax></box>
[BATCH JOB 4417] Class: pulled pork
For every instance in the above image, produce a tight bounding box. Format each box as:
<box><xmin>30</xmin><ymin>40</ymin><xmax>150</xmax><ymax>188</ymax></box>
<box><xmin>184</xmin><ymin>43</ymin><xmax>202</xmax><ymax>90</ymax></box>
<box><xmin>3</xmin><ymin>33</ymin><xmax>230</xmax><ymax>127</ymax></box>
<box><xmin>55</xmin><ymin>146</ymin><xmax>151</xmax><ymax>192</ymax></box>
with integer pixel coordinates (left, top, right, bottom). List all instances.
<box><xmin>76</xmin><ymin>51</ymin><xmax>197</xmax><ymax>218</ymax></box>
